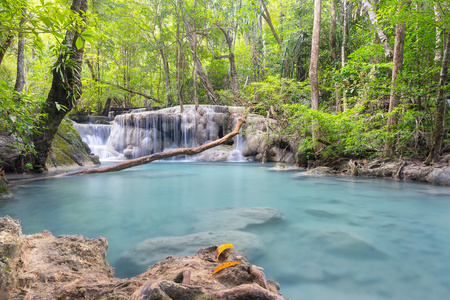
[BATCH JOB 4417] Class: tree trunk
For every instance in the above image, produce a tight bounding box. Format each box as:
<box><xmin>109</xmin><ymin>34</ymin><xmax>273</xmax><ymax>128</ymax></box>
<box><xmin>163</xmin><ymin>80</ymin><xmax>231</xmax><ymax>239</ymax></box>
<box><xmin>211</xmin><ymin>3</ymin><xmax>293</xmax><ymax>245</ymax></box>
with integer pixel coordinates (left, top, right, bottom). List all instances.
<box><xmin>329</xmin><ymin>0</ymin><xmax>338</xmax><ymax>63</ymax></box>
<box><xmin>215</xmin><ymin>22</ymin><xmax>240</xmax><ymax>104</ymax></box>
<box><xmin>362</xmin><ymin>0</ymin><xmax>393</xmax><ymax>59</ymax></box>
<box><xmin>102</xmin><ymin>81</ymin><xmax>163</xmax><ymax>104</ymax></box>
<box><xmin>387</xmin><ymin>23</ymin><xmax>406</xmax><ymax>128</ymax></box>
<box><xmin>330</xmin><ymin>0</ymin><xmax>340</xmax><ymax>111</ymax></box>
<box><xmin>181</xmin><ymin>0</ymin><xmax>219</xmax><ymax>106</ymax></box>
<box><xmin>309</xmin><ymin>0</ymin><xmax>321</xmax><ymax>150</ymax></box>
<box><xmin>13</xmin><ymin>8</ymin><xmax>27</xmax><ymax>102</ymax></box>
<box><xmin>0</xmin><ymin>33</ymin><xmax>14</xmax><ymax>65</ymax></box>
<box><xmin>176</xmin><ymin>1</ymin><xmax>185</xmax><ymax>112</ymax></box>
<box><xmin>58</xmin><ymin>115</ymin><xmax>245</xmax><ymax>177</ymax></box>
<box><xmin>386</xmin><ymin>22</ymin><xmax>406</xmax><ymax>155</ymax></box>
<box><xmin>310</xmin><ymin>0</ymin><xmax>321</xmax><ymax>111</ymax></box>
<box><xmin>26</xmin><ymin>0</ymin><xmax>88</xmax><ymax>172</ymax></box>
<box><xmin>261</xmin><ymin>1</ymin><xmax>281</xmax><ymax>47</ymax></box>
<box><xmin>425</xmin><ymin>28</ymin><xmax>450</xmax><ymax>165</ymax></box>
<box><xmin>341</xmin><ymin>0</ymin><xmax>348</xmax><ymax>111</ymax></box>
<box><xmin>160</xmin><ymin>48</ymin><xmax>172</xmax><ymax>107</ymax></box>
<box><xmin>11</xmin><ymin>114</ymin><xmax>246</xmax><ymax>183</ymax></box>
<box><xmin>434</xmin><ymin>4</ymin><xmax>443</xmax><ymax>82</ymax></box>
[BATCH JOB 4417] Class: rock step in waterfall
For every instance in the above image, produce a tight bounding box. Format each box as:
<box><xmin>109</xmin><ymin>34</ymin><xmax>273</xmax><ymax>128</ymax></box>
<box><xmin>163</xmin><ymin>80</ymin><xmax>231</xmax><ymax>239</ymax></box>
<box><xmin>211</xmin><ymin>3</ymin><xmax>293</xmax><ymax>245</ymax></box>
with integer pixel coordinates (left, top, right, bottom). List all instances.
<box><xmin>74</xmin><ymin>105</ymin><xmax>296</xmax><ymax>163</ymax></box>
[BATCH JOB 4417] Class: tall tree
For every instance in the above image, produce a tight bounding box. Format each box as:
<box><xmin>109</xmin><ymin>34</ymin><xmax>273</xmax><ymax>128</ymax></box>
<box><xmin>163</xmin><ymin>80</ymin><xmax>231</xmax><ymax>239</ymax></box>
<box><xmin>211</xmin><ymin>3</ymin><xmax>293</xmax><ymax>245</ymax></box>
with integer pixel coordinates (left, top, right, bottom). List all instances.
<box><xmin>362</xmin><ymin>0</ymin><xmax>393</xmax><ymax>59</ymax></box>
<box><xmin>309</xmin><ymin>0</ymin><xmax>321</xmax><ymax>147</ymax></box>
<box><xmin>182</xmin><ymin>0</ymin><xmax>219</xmax><ymax>106</ymax></box>
<box><xmin>386</xmin><ymin>17</ymin><xmax>406</xmax><ymax>154</ymax></box>
<box><xmin>215</xmin><ymin>21</ymin><xmax>240</xmax><ymax>104</ymax></box>
<box><xmin>425</xmin><ymin>27</ymin><xmax>450</xmax><ymax>165</ymax></box>
<box><xmin>13</xmin><ymin>6</ymin><xmax>27</xmax><ymax>102</ymax></box>
<box><xmin>25</xmin><ymin>0</ymin><xmax>88</xmax><ymax>172</ymax></box>
<box><xmin>0</xmin><ymin>33</ymin><xmax>14</xmax><ymax>66</ymax></box>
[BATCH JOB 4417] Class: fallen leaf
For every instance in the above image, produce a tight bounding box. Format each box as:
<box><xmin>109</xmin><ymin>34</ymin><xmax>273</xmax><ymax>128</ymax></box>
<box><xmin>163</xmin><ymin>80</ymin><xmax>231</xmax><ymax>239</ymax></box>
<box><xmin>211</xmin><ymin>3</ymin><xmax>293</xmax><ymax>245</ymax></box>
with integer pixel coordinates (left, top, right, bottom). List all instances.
<box><xmin>216</xmin><ymin>243</ymin><xmax>234</xmax><ymax>260</ymax></box>
<box><xmin>212</xmin><ymin>262</ymin><xmax>241</xmax><ymax>276</ymax></box>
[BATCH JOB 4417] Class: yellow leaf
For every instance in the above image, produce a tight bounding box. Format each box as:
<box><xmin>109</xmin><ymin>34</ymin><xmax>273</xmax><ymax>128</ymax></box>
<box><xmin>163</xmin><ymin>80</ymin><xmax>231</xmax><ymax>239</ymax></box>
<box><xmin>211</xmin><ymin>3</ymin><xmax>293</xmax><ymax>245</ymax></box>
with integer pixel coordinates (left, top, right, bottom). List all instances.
<box><xmin>212</xmin><ymin>262</ymin><xmax>241</xmax><ymax>276</ymax></box>
<box><xmin>216</xmin><ymin>243</ymin><xmax>234</xmax><ymax>260</ymax></box>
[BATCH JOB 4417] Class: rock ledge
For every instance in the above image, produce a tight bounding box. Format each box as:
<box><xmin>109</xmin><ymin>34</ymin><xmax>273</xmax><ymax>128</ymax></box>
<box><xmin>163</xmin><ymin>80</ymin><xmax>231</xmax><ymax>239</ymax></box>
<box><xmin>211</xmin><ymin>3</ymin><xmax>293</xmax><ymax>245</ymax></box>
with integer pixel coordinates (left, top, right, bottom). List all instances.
<box><xmin>0</xmin><ymin>216</ymin><xmax>288</xmax><ymax>300</ymax></box>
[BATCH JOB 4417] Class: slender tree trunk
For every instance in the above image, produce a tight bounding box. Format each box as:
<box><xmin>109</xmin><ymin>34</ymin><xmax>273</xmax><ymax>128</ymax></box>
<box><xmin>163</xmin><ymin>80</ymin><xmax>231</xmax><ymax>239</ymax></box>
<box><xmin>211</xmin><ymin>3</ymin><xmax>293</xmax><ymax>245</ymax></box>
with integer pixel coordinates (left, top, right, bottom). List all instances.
<box><xmin>57</xmin><ymin>115</ymin><xmax>246</xmax><ymax>177</ymax></box>
<box><xmin>13</xmin><ymin>8</ymin><xmax>27</xmax><ymax>102</ymax></box>
<box><xmin>160</xmin><ymin>49</ymin><xmax>172</xmax><ymax>107</ymax></box>
<box><xmin>329</xmin><ymin>0</ymin><xmax>337</xmax><ymax>62</ymax></box>
<box><xmin>425</xmin><ymin>28</ymin><xmax>450</xmax><ymax>165</ymax></box>
<box><xmin>362</xmin><ymin>0</ymin><xmax>393</xmax><ymax>59</ymax></box>
<box><xmin>261</xmin><ymin>1</ymin><xmax>281</xmax><ymax>47</ymax></box>
<box><xmin>215</xmin><ymin>22</ymin><xmax>239</xmax><ymax>104</ymax></box>
<box><xmin>310</xmin><ymin>0</ymin><xmax>321</xmax><ymax>110</ymax></box>
<box><xmin>0</xmin><ymin>34</ymin><xmax>14</xmax><ymax>66</ymax></box>
<box><xmin>386</xmin><ymin>22</ymin><xmax>406</xmax><ymax>154</ymax></box>
<box><xmin>176</xmin><ymin>0</ymin><xmax>185</xmax><ymax>112</ymax></box>
<box><xmin>309</xmin><ymin>0</ymin><xmax>321</xmax><ymax>150</ymax></box>
<box><xmin>26</xmin><ymin>0</ymin><xmax>88</xmax><ymax>173</ymax></box>
<box><xmin>330</xmin><ymin>0</ymin><xmax>341</xmax><ymax>111</ymax></box>
<box><xmin>181</xmin><ymin>0</ymin><xmax>219</xmax><ymax>106</ymax></box>
<box><xmin>341</xmin><ymin>0</ymin><xmax>348</xmax><ymax>111</ymax></box>
<box><xmin>434</xmin><ymin>4</ymin><xmax>443</xmax><ymax>82</ymax></box>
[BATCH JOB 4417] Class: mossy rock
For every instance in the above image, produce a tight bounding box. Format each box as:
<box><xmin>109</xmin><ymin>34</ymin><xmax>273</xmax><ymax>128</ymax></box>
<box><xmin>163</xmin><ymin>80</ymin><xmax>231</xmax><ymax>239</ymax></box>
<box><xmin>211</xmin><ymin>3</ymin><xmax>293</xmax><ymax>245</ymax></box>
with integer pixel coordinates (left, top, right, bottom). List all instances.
<box><xmin>47</xmin><ymin>119</ymin><xmax>100</xmax><ymax>169</ymax></box>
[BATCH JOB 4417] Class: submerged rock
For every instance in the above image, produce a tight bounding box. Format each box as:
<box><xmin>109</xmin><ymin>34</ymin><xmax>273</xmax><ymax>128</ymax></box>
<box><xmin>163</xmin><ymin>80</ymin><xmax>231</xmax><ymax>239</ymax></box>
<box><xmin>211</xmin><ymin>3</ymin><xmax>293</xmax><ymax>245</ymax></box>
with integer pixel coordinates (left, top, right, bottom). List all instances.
<box><xmin>116</xmin><ymin>230</ymin><xmax>263</xmax><ymax>276</ymax></box>
<box><xmin>0</xmin><ymin>216</ymin><xmax>286</xmax><ymax>299</ymax></box>
<box><xmin>193</xmin><ymin>207</ymin><xmax>283</xmax><ymax>231</ymax></box>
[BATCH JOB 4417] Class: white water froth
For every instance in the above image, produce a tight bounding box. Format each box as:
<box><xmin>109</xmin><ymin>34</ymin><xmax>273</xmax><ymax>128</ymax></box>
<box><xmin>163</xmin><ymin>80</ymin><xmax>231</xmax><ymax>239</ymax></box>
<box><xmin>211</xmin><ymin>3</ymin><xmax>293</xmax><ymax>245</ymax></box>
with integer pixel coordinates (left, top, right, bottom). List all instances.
<box><xmin>74</xmin><ymin>105</ymin><xmax>247</xmax><ymax>162</ymax></box>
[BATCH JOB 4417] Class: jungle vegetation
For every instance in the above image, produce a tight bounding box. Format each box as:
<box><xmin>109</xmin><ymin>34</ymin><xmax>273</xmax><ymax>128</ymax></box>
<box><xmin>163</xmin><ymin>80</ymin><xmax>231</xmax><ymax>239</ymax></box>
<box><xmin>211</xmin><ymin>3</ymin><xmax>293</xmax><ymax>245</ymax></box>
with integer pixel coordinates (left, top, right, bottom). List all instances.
<box><xmin>0</xmin><ymin>0</ymin><xmax>449</xmax><ymax>170</ymax></box>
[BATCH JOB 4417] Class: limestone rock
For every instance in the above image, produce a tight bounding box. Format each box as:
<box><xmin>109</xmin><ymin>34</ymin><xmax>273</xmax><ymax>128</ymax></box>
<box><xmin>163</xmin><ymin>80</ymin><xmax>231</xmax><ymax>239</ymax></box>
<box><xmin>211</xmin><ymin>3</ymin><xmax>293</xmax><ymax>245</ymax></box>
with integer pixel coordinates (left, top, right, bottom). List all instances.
<box><xmin>46</xmin><ymin>119</ymin><xmax>100</xmax><ymax>169</ymax></box>
<box><xmin>0</xmin><ymin>216</ymin><xmax>287</xmax><ymax>300</ymax></box>
<box><xmin>426</xmin><ymin>167</ymin><xmax>450</xmax><ymax>186</ymax></box>
<box><xmin>0</xmin><ymin>135</ymin><xmax>20</xmax><ymax>171</ymax></box>
<box><xmin>297</xmin><ymin>166</ymin><xmax>336</xmax><ymax>176</ymax></box>
<box><xmin>116</xmin><ymin>231</ymin><xmax>263</xmax><ymax>276</ymax></box>
<box><xmin>193</xmin><ymin>207</ymin><xmax>283</xmax><ymax>231</ymax></box>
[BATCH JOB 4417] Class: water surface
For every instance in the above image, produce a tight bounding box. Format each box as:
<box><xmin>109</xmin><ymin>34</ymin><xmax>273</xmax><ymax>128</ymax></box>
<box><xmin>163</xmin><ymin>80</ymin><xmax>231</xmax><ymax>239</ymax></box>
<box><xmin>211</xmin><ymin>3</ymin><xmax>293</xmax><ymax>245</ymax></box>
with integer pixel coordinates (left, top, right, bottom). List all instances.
<box><xmin>1</xmin><ymin>162</ymin><xmax>449</xmax><ymax>300</ymax></box>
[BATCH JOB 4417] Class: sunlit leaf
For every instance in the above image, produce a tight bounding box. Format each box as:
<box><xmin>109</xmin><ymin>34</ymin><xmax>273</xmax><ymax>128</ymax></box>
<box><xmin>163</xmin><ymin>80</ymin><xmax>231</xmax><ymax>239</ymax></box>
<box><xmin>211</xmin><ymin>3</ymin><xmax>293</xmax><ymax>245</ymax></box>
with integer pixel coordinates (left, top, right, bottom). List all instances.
<box><xmin>216</xmin><ymin>243</ymin><xmax>234</xmax><ymax>260</ymax></box>
<box><xmin>75</xmin><ymin>36</ymin><xmax>84</xmax><ymax>50</ymax></box>
<box><xmin>212</xmin><ymin>262</ymin><xmax>241</xmax><ymax>276</ymax></box>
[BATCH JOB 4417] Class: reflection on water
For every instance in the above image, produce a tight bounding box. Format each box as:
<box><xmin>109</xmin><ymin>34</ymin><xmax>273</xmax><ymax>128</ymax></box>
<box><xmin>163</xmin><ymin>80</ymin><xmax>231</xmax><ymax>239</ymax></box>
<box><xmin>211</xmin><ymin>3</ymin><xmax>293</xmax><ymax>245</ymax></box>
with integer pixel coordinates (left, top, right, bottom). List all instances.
<box><xmin>1</xmin><ymin>162</ymin><xmax>449</xmax><ymax>300</ymax></box>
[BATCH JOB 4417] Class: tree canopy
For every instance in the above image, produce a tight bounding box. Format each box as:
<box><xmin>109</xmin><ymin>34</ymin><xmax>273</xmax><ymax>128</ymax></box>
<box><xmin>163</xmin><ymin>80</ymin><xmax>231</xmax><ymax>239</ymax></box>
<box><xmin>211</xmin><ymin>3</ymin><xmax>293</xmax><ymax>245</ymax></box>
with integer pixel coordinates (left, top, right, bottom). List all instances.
<box><xmin>1</xmin><ymin>0</ymin><xmax>449</xmax><ymax>169</ymax></box>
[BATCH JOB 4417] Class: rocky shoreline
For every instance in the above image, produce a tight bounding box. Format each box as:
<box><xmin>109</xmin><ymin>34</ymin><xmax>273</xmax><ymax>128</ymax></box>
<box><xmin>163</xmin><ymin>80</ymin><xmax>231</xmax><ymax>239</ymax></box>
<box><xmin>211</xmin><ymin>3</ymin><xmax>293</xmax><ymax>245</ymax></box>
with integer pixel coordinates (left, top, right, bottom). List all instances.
<box><xmin>269</xmin><ymin>153</ymin><xmax>450</xmax><ymax>187</ymax></box>
<box><xmin>0</xmin><ymin>216</ymin><xmax>288</xmax><ymax>300</ymax></box>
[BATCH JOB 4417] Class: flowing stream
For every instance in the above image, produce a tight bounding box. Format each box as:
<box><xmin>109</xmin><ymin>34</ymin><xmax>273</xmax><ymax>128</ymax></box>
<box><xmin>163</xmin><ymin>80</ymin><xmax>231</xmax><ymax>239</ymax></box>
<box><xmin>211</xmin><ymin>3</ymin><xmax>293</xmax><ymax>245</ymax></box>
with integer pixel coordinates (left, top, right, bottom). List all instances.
<box><xmin>1</xmin><ymin>162</ymin><xmax>449</xmax><ymax>300</ymax></box>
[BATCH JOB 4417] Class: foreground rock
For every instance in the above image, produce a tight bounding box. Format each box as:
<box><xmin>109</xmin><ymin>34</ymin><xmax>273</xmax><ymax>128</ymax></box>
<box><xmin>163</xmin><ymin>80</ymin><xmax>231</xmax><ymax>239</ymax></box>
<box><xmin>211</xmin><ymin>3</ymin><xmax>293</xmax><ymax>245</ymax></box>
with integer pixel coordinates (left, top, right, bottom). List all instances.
<box><xmin>0</xmin><ymin>216</ymin><xmax>287</xmax><ymax>299</ymax></box>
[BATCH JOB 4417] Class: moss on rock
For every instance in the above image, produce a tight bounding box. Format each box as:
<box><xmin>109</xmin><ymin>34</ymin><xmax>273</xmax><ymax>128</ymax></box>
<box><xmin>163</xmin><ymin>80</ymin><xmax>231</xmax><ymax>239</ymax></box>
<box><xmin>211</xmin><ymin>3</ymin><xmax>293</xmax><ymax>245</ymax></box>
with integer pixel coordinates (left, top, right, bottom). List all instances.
<box><xmin>47</xmin><ymin>119</ymin><xmax>100</xmax><ymax>169</ymax></box>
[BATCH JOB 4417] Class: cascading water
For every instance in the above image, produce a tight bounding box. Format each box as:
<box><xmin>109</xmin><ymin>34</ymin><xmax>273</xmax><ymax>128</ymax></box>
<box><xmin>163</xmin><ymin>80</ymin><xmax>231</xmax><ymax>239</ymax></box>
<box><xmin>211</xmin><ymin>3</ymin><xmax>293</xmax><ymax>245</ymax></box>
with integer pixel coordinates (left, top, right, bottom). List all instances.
<box><xmin>73</xmin><ymin>123</ymin><xmax>114</xmax><ymax>160</ymax></box>
<box><xmin>74</xmin><ymin>105</ymin><xmax>248</xmax><ymax>162</ymax></box>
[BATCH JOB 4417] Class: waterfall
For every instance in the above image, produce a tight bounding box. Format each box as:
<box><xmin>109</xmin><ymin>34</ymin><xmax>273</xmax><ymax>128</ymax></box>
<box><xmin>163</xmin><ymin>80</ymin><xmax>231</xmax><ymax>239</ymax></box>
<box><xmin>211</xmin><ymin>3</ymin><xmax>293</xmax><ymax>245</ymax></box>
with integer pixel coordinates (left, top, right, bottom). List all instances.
<box><xmin>73</xmin><ymin>123</ymin><xmax>114</xmax><ymax>160</ymax></box>
<box><xmin>74</xmin><ymin>105</ymin><xmax>247</xmax><ymax>162</ymax></box>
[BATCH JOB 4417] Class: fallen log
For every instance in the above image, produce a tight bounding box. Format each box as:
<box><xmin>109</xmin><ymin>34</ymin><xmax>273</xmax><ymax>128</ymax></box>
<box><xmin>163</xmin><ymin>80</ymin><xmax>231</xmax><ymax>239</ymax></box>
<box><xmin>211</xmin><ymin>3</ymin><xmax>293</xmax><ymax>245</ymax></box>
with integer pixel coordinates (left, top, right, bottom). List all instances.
<box><xmin>10</xmin><ymin>114</ymin><xmax>246</xmax><ymax>183</ymax></box>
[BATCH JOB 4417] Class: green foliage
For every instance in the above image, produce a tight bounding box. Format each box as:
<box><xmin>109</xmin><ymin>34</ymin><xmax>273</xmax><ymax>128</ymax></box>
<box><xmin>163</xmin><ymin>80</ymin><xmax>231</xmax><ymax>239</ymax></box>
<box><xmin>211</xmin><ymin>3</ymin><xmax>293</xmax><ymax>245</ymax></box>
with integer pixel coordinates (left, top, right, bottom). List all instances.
<box><xmin>0</xmin><ymin>81</ymin><xmax>44</xmax><ymax>154</ymax></box>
